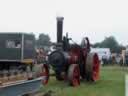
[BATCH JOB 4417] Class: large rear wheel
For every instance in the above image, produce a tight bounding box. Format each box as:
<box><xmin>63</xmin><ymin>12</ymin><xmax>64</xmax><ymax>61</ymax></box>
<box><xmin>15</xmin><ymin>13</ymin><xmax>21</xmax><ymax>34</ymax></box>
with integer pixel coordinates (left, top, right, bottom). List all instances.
<box><xmin>85</xmin><ymin>53</ymin><xmax>100</xmax><ymax>82</ymax></box>
<box><xmin>68</xmin><ymin>64</ymin><xmax>80</xmax><ymax>87</ymax></box>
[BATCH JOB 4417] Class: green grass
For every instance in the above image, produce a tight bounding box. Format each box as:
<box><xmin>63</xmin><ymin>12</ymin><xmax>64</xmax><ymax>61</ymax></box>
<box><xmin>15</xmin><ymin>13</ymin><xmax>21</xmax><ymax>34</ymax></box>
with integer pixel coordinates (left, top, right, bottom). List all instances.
<box><xmin>41</xmin><ymin>66</ymin><xmax>128</xmax><ymax>96</ymax></box>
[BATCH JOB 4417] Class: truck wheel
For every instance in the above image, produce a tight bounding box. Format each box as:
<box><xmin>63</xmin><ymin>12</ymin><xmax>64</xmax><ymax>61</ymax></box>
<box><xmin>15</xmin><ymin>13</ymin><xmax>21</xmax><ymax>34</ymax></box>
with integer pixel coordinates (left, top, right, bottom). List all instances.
<box><xmin>86</xmin><ymin>53</ymin><xmax>100</xmax><ymax>82</ymax></box>
<box><xmin>68</xmin><ymin>64</ymin><xmax>80</xmax><ymax>87</ymax></box>
<box><xmin>40</xmin><ymin>64</ymin><xmax>49</xmax><ymax>85</ymax></box>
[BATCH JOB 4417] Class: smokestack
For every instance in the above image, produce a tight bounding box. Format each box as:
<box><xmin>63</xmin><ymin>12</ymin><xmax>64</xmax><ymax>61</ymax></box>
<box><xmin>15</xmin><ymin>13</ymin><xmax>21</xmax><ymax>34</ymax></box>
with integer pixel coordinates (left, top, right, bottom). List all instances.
<box><xmin>56</xmin><ymin>17</ymin><xmax>64</xmax><ymax>43</ymax></box>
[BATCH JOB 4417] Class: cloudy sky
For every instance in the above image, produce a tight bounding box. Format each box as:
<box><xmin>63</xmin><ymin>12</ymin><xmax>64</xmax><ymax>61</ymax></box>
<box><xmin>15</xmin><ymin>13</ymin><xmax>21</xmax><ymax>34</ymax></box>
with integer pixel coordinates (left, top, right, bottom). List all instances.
<box><xmin>0</xmin><ymin>0</ymin><xmax>128</xmax><ymax>45</ymax></box>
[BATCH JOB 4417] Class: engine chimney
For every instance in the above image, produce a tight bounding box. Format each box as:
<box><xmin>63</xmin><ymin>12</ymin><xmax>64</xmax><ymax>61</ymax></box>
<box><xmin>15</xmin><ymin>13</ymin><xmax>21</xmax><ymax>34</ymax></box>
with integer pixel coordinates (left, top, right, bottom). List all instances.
<box><xmin>56</xmin><ymin>17</ymin><xmax>64</xmax><ymax>43</ymax></box>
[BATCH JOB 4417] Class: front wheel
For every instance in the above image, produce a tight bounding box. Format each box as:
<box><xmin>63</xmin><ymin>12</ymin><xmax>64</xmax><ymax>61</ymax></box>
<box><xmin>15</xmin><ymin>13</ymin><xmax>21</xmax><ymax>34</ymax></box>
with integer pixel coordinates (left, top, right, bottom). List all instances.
<box><xmin>68</xmin><ymin>64</ymin><xmax>80</xmax><ymax>87</ymax></box>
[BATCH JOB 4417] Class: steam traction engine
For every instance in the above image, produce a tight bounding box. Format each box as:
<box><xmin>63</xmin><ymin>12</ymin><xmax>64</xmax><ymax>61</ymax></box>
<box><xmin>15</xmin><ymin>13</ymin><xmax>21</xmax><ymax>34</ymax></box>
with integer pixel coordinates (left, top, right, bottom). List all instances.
<box><xmin>43</xmin><ymin>17</ymin><xmax>100</xmax><ymax>86</ymax></box>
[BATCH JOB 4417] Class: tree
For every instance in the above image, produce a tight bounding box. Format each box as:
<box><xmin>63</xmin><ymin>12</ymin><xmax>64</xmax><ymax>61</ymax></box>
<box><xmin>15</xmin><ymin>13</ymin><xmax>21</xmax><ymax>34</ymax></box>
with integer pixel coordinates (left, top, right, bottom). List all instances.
<box><xmin>100</xmin><ymin>36</ymin><xmax>119</xmax><ymax>52</ymax></box>
<box><xmin>116</xmin><ymin>45</ymin><xmax>125</xmax><ymax>53</ymax></box>
<box><xmin>36</xmin><ymin>33</ymin><xmax>51</xmax><ymax>48</ymax></box>
<box><xmin>92</xmin><ymin>42</ymin><xmax>101</xmax><ymax>48</ymax></box>
<box><xmin>93</xmin><ymin>36</ymin><xmax>125</xmax><ymax>53</ymax></box>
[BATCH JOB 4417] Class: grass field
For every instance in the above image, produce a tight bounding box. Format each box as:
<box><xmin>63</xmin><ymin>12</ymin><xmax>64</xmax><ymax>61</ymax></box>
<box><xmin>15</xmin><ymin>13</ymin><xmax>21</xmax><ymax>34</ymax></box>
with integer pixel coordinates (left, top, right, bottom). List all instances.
<box><xmin>41</xmin><ymin>66</ymin><xmax>128</xmax><ymax>96</ymax></box>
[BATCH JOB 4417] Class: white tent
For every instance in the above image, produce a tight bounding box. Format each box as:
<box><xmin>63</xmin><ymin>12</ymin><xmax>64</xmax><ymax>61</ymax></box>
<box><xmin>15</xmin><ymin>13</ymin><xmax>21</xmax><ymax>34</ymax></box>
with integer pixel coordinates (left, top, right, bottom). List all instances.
<box><xmin>91</xmin><ymin>48</ymin><xmax>111</xmax><ymax>61</ymax></box>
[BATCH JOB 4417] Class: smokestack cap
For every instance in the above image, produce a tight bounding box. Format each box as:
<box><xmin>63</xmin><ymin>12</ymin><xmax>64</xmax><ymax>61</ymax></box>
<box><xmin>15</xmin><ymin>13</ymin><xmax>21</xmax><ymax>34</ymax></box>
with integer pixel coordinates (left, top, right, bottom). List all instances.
<box><xmin>56</xmin><ymin>17</ymin><xmax>64</xmax><ymax>21</ymax></box>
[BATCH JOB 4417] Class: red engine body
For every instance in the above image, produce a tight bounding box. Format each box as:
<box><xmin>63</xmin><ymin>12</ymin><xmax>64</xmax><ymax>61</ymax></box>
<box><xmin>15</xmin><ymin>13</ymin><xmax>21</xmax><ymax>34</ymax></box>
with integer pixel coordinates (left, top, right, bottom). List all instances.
<box><xmin>48</xmin><ymin>37</ymin><xmax>91</xmax><ymax>79</ymax></box>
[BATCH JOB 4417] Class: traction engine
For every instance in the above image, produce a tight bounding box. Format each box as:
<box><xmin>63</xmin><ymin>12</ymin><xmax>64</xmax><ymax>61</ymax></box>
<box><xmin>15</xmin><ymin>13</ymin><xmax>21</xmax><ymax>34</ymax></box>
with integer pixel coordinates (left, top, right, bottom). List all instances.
<box><xmin>42</xmin><ymin>17</ymin><xmax>100</xmax><ymax>86</ymax></box>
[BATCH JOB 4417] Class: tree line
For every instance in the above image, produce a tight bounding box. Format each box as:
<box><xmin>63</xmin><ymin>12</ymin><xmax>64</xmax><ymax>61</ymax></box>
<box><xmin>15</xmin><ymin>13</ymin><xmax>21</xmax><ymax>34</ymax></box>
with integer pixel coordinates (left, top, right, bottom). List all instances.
<box><xmin>36</xmin><ymin>33</ymin><xmax>125</xmax><ymax>53</ymax></box>
<box><xmin>36</xmin><ymin>33</ymin><xmax>51</xmax><ymax>48</ymax></box>
<box><xmin>92</xmin><ymin>36</ymin><xmax>125</xmax><ymax>53</ymax></box>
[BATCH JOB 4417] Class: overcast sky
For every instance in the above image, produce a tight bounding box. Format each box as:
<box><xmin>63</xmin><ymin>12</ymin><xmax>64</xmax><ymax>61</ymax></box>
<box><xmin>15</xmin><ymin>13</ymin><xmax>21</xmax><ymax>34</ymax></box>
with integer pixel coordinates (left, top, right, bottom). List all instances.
<box><xmin>0</xmin><ymin>0</ymin><xmax>128</xmax><ymax>45</ymax></box>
